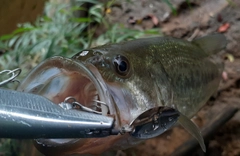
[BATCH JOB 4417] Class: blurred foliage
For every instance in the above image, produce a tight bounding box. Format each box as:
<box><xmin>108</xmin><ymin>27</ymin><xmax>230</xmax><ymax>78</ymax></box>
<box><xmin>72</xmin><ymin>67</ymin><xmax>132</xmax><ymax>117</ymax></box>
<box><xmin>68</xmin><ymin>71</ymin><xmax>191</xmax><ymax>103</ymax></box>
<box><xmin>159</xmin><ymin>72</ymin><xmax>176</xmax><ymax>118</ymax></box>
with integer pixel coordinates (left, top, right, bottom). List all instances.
<box><xmin>0</xmin><ymin>139</ymin><xmax>41</xmax><ymax>156</ymax></box>
<box><xmin>0</xmin><ymin>1</ymin><xmax>102</xmax><ymax>74</ymax></box>
<box><xmin>0</xmin><ymin>0</ymin><xmax>160</xmax><ymax>77</ymax></box>
<box><xmin>0</xmin><ymin>139</ymin><xmax>21</xmax><ymax>156</ymax></box>
<box><xmin>95</xmin><ymin>24</ymin><xmax>161</xmax><ymax>45</ymax></box>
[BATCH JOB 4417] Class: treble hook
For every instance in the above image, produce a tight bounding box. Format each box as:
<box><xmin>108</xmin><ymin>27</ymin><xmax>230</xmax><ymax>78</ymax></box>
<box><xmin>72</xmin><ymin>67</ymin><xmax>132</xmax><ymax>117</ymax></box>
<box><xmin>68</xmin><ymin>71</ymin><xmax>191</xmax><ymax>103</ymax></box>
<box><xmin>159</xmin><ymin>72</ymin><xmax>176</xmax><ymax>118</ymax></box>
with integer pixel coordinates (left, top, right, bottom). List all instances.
<box><xmin>92</xmin><ymin>99</ymin><xmax>110</xmax><ymax>113</ymax></box>
<box><xmin>63</xmin><ymin>97</ymin><xmax>106</xmax><ymax>114</ymax></box>
<box><xmin>0</xmin><ymin>68</ymin><xmax>21</xmax><ymax>86</ymax></box>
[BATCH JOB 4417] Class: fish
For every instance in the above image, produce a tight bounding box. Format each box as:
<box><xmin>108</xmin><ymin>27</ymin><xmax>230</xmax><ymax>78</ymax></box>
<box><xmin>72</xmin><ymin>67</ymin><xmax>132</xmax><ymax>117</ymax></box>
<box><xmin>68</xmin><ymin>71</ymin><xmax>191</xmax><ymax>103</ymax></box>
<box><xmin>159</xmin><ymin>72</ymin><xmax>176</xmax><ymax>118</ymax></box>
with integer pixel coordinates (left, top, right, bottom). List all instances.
<box><xmin>17</xmin><ymin>34</ymin><xmax>227</xmax><ymax>155</ymax></box>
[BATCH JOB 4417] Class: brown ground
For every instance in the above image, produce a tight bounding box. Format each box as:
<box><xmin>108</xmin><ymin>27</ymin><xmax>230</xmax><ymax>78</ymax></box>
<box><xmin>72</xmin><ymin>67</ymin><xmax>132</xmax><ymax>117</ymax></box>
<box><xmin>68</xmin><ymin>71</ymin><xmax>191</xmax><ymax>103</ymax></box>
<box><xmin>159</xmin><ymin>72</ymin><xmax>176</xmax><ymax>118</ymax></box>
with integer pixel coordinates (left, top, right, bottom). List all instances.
<box><xmin>105</xmin><ymin>0</ymin><xmax>240</xmax><ymax>156</ymax></box>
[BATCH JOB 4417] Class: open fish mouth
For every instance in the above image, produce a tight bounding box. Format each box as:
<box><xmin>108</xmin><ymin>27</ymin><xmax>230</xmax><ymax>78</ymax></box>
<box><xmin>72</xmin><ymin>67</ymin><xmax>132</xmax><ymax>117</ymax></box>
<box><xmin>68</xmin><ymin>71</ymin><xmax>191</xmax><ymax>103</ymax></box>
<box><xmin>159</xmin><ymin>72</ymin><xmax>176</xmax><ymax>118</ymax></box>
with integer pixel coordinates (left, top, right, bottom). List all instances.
<box><xmin>17</xmin><ymin>56</ymin><xmax>114</xmax><ymax>146</ymax></box>
<box><xmin>17</xmin><ymin>56</ymin><xmax>111</xmax><ymax>116</ymax></box>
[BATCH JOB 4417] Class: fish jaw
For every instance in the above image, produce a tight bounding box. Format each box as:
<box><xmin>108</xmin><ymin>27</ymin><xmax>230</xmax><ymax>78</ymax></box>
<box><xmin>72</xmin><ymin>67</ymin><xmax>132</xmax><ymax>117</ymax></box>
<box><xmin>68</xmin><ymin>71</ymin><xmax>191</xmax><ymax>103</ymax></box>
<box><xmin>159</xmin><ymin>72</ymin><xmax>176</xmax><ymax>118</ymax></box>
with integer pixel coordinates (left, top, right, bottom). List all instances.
<box><xmin>16</xmin><ymin>56</ymin><xmax>123</xmax><ymax>154</ymax></box>
<box><xmin>17</xmin><ymin>56</ymin><xmax>111</xmax><ymax>115</ymax></box>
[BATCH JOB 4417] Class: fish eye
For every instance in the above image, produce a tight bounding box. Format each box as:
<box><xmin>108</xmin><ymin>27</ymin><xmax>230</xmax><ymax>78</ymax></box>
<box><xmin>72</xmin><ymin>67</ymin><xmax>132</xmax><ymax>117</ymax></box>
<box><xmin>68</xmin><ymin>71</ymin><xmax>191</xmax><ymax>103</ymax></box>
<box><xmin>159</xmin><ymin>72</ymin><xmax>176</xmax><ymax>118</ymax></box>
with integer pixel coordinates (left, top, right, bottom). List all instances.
<box><xmin>113</xmin><ymin>55</ymin><xmax>130</xmax><ymax>77</ymax></box>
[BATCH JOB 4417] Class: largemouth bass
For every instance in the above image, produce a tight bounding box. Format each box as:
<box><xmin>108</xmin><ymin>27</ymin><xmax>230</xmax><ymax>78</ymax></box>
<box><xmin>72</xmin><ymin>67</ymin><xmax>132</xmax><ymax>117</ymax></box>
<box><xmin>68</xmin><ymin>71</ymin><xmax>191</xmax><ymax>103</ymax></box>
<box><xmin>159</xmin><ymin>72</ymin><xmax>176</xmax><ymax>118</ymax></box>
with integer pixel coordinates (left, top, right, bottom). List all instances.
<box><xmin>17</xmin><ymin>34</ymin><xmax>226</xmax><ymax>155</ymax></box>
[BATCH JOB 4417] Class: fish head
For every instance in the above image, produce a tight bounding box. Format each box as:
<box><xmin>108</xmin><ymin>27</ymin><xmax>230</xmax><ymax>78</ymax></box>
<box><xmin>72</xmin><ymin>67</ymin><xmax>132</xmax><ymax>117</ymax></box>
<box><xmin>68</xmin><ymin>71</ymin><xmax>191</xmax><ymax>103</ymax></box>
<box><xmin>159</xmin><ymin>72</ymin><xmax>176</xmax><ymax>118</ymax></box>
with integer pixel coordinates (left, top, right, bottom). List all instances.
<box><xmin>73</xmin><ymin>45</ymin><xmax>179</xmax><ymax>130</ymax></box>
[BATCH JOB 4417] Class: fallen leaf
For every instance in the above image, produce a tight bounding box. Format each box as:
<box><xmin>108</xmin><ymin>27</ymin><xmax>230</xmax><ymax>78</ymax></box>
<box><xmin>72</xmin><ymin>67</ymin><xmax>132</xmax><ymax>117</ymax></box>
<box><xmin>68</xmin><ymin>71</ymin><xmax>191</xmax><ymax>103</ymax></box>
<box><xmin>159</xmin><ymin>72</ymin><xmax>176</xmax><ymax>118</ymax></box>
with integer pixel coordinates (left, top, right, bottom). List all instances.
<box><xmin>105</xmin><ymin>8</ymin><xmax>111</xmax><ymax>14</ymax></box>
<box><xmin>225</xmin><ymin>53</ymin><xmax>235</xmax><ymax>62</ymax></box>
<box><xmin>222</xmin><ymin>71</ymin><xmax>228</xmax><ymax>81</ymax></box>
<box><xmin>218</xmin><ymin>23</ymin><xmax>230</xmax><ymax>33</ymax></box>
<box><xmin>147</xmin><ymin>14</ymin><xmax>159</xmax><ymax>26</ymax></box>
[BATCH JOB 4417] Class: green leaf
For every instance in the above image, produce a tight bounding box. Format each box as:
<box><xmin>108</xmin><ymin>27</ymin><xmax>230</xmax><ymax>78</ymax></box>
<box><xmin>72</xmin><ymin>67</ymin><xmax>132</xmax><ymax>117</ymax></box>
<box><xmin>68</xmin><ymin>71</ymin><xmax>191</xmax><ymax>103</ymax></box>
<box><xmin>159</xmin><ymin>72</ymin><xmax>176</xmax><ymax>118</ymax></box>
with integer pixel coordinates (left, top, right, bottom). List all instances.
<box><xmin>0</xmin><ymin>34</ymin><xmax>14</xmax><ymax>41</ymax></box>
<box><xmin>12</xmin><ymin>27</ymin><xmax>35</xmax><ymax>35</ymax></box>
<box><xmin>45</xmin><ymin>38</ymin><xmax>56</xmax><ymax>59</ymax></box>
<box><xmin>8</xmin><ymin>36</ymin><xmax>19</xmax><ymax>47</ymax></box>
<box><xmin>72</xmin><ymin>17</ymin><xmax>92</xmax><ymax>23</ymax></box>
<box><xmin>75</xmin><ymin>0</ymin><xmax>100</xmax><ymax>4</ymax></box>
<box><xmin>163</xmin><ymin>0</ymin><xmax>177</xmax><ymax>16</ymax></box>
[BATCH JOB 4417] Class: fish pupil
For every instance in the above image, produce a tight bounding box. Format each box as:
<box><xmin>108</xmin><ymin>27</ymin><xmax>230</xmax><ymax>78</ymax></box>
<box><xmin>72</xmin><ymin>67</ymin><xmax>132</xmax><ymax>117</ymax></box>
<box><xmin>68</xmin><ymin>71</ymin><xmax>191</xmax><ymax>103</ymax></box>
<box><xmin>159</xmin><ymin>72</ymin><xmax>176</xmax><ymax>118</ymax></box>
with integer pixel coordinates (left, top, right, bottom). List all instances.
<box><xmin>113</xmin><ymin>55</ymin><xmax>129</xmax><ymax>76</ymax></box>
<box><xmin>119</xmin><ymin>61</ymin><xmax>127</xmax><ymax>72</ymax></box>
